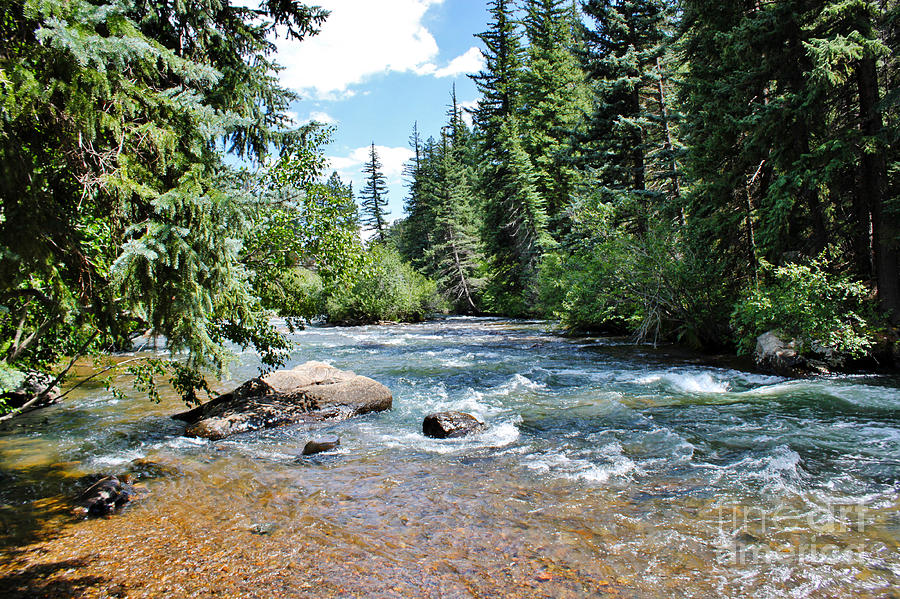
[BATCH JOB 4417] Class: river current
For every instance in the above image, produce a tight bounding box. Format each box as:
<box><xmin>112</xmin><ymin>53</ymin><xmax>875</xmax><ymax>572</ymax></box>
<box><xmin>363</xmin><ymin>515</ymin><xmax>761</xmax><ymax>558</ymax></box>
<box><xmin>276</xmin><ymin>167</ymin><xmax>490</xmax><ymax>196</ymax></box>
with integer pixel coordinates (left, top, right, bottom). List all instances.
<box><xmin>1</xmin><ymin>318</ymin><xmax>898</xmax><ymax>597</ymax></box>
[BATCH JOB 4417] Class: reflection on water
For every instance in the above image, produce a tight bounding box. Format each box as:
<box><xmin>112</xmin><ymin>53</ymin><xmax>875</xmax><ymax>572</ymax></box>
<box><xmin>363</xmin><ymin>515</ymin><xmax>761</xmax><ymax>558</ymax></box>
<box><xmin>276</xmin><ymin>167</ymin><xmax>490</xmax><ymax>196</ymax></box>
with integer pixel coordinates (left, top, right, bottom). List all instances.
<box><xmin>0</xmin><ymin>318</ymin><xmax>898</xmax><ymax>597</ymax></box>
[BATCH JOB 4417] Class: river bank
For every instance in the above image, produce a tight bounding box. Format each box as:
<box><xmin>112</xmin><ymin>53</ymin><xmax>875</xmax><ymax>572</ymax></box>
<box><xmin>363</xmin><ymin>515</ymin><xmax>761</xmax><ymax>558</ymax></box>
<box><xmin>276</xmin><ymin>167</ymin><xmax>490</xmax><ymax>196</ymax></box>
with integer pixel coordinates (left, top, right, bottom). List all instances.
<box><xmin>1</xmin><ymin>318</ymin><xmax>898</xmax><ymax>597</ymax></box>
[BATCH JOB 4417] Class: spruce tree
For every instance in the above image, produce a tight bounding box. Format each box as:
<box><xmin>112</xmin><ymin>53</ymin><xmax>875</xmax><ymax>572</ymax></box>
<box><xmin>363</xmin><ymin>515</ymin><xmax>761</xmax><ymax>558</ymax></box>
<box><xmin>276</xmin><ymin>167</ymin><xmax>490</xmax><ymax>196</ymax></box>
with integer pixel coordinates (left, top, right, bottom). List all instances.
<box><xmin>578</xmin><ymin>0</ymin><xmax>679</xmax><ymax>231</ymax></box>
<box><xmin>472</xmin><ymin>0</ymin><xmax>548</xmax><ymax>313</ymax></box>
<box><xmin>520</xmin><ymin>0</ymin><xmax>591</xmax><ymax>229</ymax></box>
<box><xmin>359</xmin><ymin>143</ymin><xmax>390</xmax><ymax>242</ymax></box>
<box><xmin>0</xmin><ymin>0</ymin><xmax>328</xmax><ymax>385</ymax></box>
<box><xmin>472</xmin><ymin>0</ymin><xmax>525</xmax><ymax>153</ymax></box>
<box><xmin>399</xmin><ymin>122</ymin><xmax>431</xmax><ymax>266</ymax></box>
<box><xmin>426</xmin><ymin>94</ymin><xmax>484</xmax><ymax>313</ymax></box>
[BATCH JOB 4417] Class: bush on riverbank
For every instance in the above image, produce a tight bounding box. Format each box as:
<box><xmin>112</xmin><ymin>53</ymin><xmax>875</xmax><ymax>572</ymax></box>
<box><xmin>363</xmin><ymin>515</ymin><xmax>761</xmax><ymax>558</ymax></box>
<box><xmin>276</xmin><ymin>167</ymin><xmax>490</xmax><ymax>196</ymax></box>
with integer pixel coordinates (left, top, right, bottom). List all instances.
<box><xmin>731</xmin><ymin>255</ymin><xmax>878</xmax><ymax>357</ymax></box>
<box><xmin>256</xmin><ymin>268</ymin><xmax>327</xmax><ymax>321</ymax></box>
<box><xmin>326</xmin><ymin>246</ymin><xmax>444</xmax><ymax>325</ymax></box>
<box><xmin>538</xmin><ymin>226</ymin><xmax>733</xmax><ymax>349</ymax></box>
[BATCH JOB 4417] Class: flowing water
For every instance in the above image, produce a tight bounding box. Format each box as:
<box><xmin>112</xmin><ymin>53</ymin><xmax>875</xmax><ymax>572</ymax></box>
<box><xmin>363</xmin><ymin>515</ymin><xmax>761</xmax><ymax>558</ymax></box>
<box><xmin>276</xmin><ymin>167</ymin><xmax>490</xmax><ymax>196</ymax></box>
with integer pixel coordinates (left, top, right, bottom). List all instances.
<box><xmin>1</xmin><ymin>318</ymin><xmax>898</xmax><ymax>598</ymax></box>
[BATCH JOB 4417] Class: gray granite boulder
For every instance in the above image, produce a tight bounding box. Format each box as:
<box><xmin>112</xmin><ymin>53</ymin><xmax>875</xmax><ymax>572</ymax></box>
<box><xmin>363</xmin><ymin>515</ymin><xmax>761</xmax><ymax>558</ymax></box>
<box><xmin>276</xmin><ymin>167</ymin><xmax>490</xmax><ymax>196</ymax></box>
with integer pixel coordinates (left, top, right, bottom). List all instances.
<box><xmin>754</xmin><ymin>331</ymin><xmax>845</xmax><ymax>376</ymax></box>
<box><xmin>174</xmin><ymin>361</ymin><xmax>392</xmax><ymax>440</ymax></box>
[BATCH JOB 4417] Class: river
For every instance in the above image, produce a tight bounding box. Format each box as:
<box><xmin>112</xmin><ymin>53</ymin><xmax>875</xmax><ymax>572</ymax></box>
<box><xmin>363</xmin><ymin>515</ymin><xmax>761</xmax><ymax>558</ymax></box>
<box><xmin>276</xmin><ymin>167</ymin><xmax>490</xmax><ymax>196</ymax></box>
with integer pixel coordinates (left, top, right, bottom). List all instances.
<box><xmin>1</xmin><ymin>318</ymin><xmax>898</xmax><ymax>597</ymax></box>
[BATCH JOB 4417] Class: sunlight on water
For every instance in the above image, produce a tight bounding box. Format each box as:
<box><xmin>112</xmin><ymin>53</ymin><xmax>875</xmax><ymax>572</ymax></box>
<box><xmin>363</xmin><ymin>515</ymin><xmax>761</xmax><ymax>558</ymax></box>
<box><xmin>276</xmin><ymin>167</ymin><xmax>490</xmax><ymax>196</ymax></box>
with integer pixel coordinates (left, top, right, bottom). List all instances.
<box><xmin>0</xmin><ymin>318</ymin><xmax>898</xmax><ymax>598</ymax></box>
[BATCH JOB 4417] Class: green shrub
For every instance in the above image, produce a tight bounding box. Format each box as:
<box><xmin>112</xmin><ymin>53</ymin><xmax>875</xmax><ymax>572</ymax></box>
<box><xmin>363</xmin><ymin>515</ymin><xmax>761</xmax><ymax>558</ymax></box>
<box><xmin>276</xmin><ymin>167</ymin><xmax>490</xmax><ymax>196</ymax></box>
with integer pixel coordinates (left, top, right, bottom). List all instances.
<box><xmin>731</xmin><ymin>254</ymin><xmax>876</xmax><ymax>356</ymax></box>
<box><xmin>326</xmin><ymin>246</ymin><xmax>443</xmax><ymax>324</ymax></box>
<box><xmin>479</xmin><ymin>262</ymin><xmax>532</xmax><ymax>317</ymax></box>
<box><xmin>538</xmin><ymin>249</ymin><xmax>638</xmax><ymax>333</ymax></box>
<box><xmin>539</xmin><ymin>229</ymin><xmax>732</xmax><ymax>348</ymax></box>
<box><xmin>256</xmin><ymin>267</ymin><xmax>326</xmax><ymax>321</ymax></box>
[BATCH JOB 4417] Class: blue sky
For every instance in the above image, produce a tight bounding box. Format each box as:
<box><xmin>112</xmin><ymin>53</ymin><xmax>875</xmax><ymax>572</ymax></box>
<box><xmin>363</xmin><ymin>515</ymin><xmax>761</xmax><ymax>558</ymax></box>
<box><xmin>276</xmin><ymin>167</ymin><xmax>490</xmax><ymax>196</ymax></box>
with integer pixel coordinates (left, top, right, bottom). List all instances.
<box><xmin>273</xmin><ymin>1</ymin><xmax>490</xmax><ymax>224</ymax></box>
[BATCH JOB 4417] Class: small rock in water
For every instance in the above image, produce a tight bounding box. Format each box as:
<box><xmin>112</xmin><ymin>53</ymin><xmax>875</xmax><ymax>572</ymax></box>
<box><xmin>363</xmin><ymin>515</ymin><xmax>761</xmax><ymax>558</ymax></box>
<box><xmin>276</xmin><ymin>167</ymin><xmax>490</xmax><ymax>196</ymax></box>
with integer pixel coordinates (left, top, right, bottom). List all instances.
<box><xmin>734</xmin><ymin>531</ymin><xmax>761</xmax><ymax>546</ymax></box>
<box><xmin>249</xmin><ymin>522</ymin><xmax>278</xmax><ymax>535</ymax></box>
<box><xmin>74</xmin><ymin>475</ymin><xmax>136</xmax><ymax>517</ymax></box>
<box><xmin>302</xmin><ymin>435</ymin><xmax>341</xmax><ymax>455</ymax></box>
<box><xmin>423</xmin><ymin>411</ymin><xmax>487</xmax><ymax>439</ymax></box>
<box><xmin>126</xmin><ymin>457</ymin><xmax>183</xmax><ymax>480</ymax></box>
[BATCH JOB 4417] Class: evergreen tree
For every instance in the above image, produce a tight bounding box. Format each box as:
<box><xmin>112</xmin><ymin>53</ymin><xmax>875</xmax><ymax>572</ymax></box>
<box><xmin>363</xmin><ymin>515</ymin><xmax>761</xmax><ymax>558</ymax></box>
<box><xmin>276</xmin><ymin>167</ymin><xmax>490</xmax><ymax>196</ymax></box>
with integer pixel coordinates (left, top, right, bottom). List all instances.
<box><xmin>578</xmin><ymin>0</ymin><xmax>680</xmax><ymax>231</ymax></box>
<box><xmin>680</xmin><ymin>0</ymin><xmax>899</xmax><ymax>324</ymax></box>
<box><xmin>399</xmin><ymin>122</ymin><xmax>430</xmax><ymax>265</ymax></box>
<box><xmin>472</xmin><ymin>0</ymin><xmax>526</xmax><ymax>152</ymax></box>
<box><xmin>472</xmin><ymin>0</ymin><xmax>548</xmax><ymax>313</ymax></box>
<box><xmin>359</xmin><ymin>143</ymin><xmax>390</xmax><ymax>242</ymax></box>
<box><xmin>426</xmin><ymin>93</ymin><xmax>484</xmax><ymax>313</ymax></box>
<box><xmin>0</xmin><ymin>0</ymin><xmax>328</xmax><ymax>389</ymax></box>
<box><xmin>520</xmin><ymin>0</ymin><xmax>591</xmax><ymax>228</ymax></box>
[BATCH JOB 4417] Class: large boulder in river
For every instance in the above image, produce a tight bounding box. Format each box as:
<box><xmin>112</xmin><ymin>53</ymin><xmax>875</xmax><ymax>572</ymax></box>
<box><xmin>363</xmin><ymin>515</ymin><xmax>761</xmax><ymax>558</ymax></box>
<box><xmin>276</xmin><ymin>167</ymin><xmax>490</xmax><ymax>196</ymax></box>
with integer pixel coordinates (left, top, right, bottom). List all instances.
<box><xmin>754</xmin><ymin>331</ymin><xmax>840</xmax><ymax>376</ymax></box>
<box><xmin>423</xmin><ymin>411</ymin><xmax>487</xmax><ymax>439</ymax></box>
<box><xmin>174</xmin><ymin>361</ymin><xmax>392</xmax><ymax>440</ymax></box>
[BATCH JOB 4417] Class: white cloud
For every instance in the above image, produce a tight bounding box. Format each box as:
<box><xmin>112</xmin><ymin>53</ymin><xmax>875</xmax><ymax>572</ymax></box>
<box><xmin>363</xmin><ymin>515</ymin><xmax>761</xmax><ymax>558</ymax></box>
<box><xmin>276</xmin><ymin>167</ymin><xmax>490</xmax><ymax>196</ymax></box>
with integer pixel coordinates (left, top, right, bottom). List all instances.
<box><xmin>280</xmin><ymin>110</ymin><xmax>338</xmax><ymax>127</ymax></box>
<box><xmin>433</xmin><ymin>47</ymin><xmax>485</xmax><ymax>78</ymax></box>
<box><xmin>307</xmin><ymin>111</ymin><xmax>338</xmax><ymax>125</ymax></box>
<box><xmin>327</xmin><ymin>145</ymin><xmax>414</xmax><ymax>185</ymax></box>
<box><xmin>276</xmin><ymin>0</ymin><xmax>444</xmax><ymax>99</ymax></box>
<box><xmin>274</xmin><ymin>1</ymin><xmax>482</xmax><ymax>99</ymax></box>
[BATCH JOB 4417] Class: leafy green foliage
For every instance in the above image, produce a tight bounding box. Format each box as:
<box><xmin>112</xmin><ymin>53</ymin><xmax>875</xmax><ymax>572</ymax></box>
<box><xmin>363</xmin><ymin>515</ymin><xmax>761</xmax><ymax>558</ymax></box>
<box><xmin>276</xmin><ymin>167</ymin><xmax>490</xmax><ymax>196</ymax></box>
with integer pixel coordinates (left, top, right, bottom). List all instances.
<box><xmin>539</xmin><ymin>195</ymin><xmax>731</xmax><ymax>347</ymax></box>
<box><xmin>243</xmin><ymin>132</ymin><xmax>364</xmax><ymax>323</ymax></box>
<box><xmin>326</xmin><ymin>246</ymin><xmax>443</xmax><ymax>325</ymax></box>
<box><xmin>0</xmin><ymin>0</ymin><xmax>331</xmax><ymax>410</ymax></box>
<box><xmin>731</xmin><ymin>255</ymin><xmax>876</xmax><ymax>357</ymax></box>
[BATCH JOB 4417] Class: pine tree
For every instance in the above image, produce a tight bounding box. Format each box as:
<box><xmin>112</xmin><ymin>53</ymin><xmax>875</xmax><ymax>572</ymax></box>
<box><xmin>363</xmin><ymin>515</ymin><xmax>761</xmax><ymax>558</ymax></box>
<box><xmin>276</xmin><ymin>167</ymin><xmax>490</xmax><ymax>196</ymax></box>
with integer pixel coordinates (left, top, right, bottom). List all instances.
<box><xmin>359</xmin><ymin>143</ymin><xmax>390</xmax><ymax>242</ymax></box>
<box><xmin>472</xmin><ymin>0</ymin><xmax>526</xmax><ymax>153</ymax></box>
<box><xmin>520</xmin><ymin>0</ymin><xmax>591</xmax><ymax>229</ymax></box>
<box><xmin>578</xmin><ymin>0</ymin><xmax>679</xmax><ymax>231</ymax></box>
<box><xmin>472</xmin><ymin>0</ymin><xmax>548</xmax><ymax>313</ymax></box>
<box><xmin>426</xmin><ymin>93</ymin><xmax>484</xmax><ymax>313</ymax></box>
<box><xmin>399</xmin><ymin>122</ymin><xmax>431</xmax><ymax>265</ymax></box>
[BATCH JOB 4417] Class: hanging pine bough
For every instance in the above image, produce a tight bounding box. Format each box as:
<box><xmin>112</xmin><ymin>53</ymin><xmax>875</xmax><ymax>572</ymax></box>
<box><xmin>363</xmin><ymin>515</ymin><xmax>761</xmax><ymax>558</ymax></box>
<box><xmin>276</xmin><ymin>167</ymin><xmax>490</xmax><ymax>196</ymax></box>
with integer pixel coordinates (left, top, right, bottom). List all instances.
<box><xmin>0</xmin><ymin>0</ymin><xmax>337</xmax><ymax>416</ymax></box>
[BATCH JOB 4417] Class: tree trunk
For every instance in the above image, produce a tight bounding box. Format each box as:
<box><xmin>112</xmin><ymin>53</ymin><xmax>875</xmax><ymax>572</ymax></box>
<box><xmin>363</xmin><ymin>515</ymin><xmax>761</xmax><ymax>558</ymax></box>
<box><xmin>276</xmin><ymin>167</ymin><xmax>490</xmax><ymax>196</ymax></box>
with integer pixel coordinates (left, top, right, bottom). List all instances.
<box><xmin>655</xmin><ymin>57</ymin><xmax>681</xmax><ymax>205</ymax></box>
<box><xmin>857</xmin><ymin>56</ymin><xmax>900</xmax><ymax>323</ymax></box>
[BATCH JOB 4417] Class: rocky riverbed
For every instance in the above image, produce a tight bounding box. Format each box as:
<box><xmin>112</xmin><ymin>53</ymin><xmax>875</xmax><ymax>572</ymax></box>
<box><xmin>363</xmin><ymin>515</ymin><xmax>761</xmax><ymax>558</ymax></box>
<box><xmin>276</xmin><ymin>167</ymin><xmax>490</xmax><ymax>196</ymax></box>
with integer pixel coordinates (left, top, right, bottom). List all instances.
<box><xmin>1</xmin><ymin>318</ymin><xmax>898</xmax><ymax>598</ymax></box>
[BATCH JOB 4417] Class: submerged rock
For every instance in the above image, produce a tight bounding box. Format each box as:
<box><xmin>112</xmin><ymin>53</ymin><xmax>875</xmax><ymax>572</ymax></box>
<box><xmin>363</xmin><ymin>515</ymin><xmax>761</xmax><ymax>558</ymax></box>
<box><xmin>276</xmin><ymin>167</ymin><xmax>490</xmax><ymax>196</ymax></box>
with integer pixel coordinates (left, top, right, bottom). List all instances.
<box><xmin>302</xmin><ymin>435</ymin><xmax>341</xmax><ymax>455</ymax></box>
<box><xmin>74</xmin><ymin>475</ymin><xmax>136</xmax><ymax>517</ymax></box>
<box><xmin>174</xmin><ymin>361</ymin><xmax>392</xmax><ymax>440</ymax></box>
<box><xmin>423</xmin><ymin>411</ymin><xmax>487</xmax><ymax>439</ymax></box>
<box><xmin>125</xmin><ymin>457</ymin><xmax>183</xmax><ymax>480</ymax></box>
<box><xmin>249</xmin><ymin>522</ymin><xmax>278</xmax><ymax>535</ymax></box>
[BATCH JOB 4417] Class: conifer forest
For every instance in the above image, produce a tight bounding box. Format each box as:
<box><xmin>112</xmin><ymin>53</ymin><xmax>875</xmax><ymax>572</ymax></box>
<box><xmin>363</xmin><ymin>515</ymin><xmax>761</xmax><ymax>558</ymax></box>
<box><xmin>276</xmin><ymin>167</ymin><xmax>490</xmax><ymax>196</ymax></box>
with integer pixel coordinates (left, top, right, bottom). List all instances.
<box><xmin>2</xmin><ymin>2</ymin><xmax>900</xmax><ymax>597</ymax></box>
<box><xmin>3</xmin><ymin>0</ymin><xmax>899</xmax><ymax>405</ymax></box>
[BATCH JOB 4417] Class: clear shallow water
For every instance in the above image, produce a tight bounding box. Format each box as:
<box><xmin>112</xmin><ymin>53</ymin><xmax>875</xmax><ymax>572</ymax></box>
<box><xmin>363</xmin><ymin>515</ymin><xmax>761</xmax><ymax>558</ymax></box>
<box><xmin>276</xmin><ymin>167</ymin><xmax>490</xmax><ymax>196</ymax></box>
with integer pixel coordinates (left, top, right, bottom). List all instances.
<box><xmin>1</xmin><ymin>318</ymin><xmax>898</xmax><ymax>598</ymax></box>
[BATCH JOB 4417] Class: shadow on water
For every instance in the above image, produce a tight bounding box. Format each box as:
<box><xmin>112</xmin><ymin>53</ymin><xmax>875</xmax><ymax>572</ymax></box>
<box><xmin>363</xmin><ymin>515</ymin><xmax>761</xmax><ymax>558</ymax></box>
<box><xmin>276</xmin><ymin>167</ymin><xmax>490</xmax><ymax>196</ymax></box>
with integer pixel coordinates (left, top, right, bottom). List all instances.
<box><xmin>0</xmin><ymin>459</ymin><xmax>88</xmax><ymax>554</ymax></box>
<box><xmin>0</xmin><ymin>558</ymin><xmax>109</xmax><ymax>599</ymax></box>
